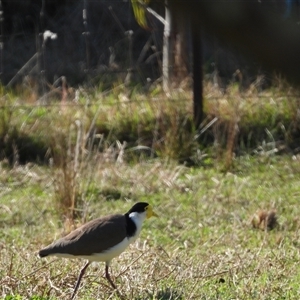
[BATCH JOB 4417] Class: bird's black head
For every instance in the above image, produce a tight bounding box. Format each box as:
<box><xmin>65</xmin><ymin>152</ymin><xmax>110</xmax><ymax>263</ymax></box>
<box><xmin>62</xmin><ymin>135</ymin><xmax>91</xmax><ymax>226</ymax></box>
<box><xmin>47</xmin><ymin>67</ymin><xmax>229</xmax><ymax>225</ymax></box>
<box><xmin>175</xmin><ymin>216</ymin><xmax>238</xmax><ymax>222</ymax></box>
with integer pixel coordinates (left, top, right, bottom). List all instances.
<box><xmin>126</xmin><ymin>202</ymin><xmax>158</xmax><ymax>219</ymax></box>
<box><xmin>127</xmin><ymin>202</ymin><xmax>149</xmax><ymax>214</ymax></box>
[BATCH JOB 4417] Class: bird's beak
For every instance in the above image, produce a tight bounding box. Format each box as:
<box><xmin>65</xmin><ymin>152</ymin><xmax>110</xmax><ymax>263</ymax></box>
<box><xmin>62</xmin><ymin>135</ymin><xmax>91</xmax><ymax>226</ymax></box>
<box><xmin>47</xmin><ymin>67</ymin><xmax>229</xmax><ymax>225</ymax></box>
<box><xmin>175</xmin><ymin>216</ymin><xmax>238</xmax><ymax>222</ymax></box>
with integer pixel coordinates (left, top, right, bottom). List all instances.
<box><xmin>146</xmin><ymin>205</ymin><xmax>158</xmax><ymax>218</ymax></box>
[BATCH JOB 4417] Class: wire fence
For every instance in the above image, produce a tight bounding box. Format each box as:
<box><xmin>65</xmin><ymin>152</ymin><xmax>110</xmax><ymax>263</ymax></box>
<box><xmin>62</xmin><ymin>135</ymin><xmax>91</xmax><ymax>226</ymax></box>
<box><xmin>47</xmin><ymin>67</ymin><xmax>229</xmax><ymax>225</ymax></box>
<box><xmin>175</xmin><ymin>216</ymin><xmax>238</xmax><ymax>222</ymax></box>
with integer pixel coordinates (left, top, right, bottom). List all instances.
<box><xmin>0</xmin><ymin>0</ymin><xmax>299</xmax><ymax>104</ymax></box>
<box><xmin>0</xmin><ymin>0</ymin><xmax>163</xmax><ymax>90</ymax></box>
<box><xmin>0</xmin><ymin>3</ymin><xmax>274</xmax><ymax>84</ymax></box>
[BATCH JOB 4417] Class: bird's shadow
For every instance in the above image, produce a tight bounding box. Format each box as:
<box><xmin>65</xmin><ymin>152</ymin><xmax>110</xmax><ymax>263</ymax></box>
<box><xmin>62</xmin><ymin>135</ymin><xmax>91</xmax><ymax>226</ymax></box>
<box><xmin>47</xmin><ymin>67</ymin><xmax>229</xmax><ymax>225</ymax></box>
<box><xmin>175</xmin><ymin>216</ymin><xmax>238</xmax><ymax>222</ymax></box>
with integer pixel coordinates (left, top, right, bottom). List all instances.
<box><xmin>134</xmin><ymin>287</ymin><xmax>183</xmax><ymax>300</ymax></box>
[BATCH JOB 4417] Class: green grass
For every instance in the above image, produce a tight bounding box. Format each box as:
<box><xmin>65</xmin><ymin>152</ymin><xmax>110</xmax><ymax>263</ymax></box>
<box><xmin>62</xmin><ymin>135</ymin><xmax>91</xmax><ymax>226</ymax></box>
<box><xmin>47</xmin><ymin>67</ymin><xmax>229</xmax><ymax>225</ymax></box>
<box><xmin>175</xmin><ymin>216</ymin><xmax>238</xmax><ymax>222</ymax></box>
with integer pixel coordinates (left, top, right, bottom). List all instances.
<box><xmin>0</xmin><ymin>82</ymin><xmax>299</xmax><ymax>166</ymax></box>
<box><xmin>2</xmin><ymin>155</ymin><xmax>300</xmax><ymax>299</ymax></box>
<box><xmin>1</xmin><ymin>83</ymin><xmax>300</xmax><ymax>299</ymax></box>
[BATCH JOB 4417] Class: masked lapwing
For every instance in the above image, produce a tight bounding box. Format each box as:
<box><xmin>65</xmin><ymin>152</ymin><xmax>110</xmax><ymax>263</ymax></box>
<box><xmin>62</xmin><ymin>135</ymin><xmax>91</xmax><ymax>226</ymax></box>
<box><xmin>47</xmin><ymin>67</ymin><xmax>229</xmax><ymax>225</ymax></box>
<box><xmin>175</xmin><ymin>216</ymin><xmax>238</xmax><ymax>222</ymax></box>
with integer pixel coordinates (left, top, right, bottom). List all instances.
<box><xmin>39</xmin><ymin>202</ymin><xmax>157</xmax><ymax>299</ymax></box>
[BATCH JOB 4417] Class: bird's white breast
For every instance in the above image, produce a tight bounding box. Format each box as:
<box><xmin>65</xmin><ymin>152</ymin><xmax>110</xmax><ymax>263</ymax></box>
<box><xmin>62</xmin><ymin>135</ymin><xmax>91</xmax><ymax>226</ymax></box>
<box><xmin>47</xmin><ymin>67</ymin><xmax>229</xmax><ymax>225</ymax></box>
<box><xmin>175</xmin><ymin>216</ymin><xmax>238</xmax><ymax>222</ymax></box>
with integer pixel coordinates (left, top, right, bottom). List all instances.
<box><xmin>52</xmin><ymin>237</ymin><xmax>132</xmax><ymax>262</ymax></box>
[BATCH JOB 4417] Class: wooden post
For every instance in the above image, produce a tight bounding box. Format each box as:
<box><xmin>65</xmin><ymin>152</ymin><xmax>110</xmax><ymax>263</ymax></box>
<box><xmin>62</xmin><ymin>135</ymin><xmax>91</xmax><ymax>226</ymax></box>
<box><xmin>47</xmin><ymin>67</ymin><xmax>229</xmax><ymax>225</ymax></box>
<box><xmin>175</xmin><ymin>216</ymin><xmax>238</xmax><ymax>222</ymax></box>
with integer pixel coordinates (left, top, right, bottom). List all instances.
<box><xmin>162</xmin><ymin>0</ymin><xmax>172</xmax><ymax>93</ymax></box>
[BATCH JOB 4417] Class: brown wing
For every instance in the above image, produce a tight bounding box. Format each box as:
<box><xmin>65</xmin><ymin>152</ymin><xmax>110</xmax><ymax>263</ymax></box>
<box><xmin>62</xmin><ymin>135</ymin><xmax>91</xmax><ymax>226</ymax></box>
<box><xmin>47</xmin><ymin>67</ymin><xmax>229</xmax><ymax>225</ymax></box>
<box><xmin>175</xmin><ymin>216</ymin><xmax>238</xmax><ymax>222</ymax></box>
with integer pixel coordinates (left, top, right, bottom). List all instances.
<box><xmin>39</xmin><ymin>214</ymin><xmax>127</xmax><ymax>257</ymax></box>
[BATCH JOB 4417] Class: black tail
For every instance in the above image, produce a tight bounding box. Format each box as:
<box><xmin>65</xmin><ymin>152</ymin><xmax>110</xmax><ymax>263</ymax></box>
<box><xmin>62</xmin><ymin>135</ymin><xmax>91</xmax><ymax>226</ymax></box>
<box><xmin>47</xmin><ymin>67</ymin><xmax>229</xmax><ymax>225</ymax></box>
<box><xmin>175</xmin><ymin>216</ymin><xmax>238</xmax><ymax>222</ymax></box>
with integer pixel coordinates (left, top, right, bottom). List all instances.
<box><xmin>39</xmin><ymin>248</ymin><xmax>50</xmax><ymax>258</ymax></box>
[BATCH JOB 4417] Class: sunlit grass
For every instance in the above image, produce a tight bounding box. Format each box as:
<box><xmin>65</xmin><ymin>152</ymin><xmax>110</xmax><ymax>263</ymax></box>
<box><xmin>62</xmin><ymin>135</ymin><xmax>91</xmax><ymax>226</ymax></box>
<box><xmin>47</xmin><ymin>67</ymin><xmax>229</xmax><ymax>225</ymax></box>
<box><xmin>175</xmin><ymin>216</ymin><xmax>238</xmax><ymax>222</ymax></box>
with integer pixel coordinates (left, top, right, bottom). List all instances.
<box><xmin>2</xmin><ymin>154</ymin><xmax>300</xmax><ymax>299</ymax></box>
<box><xmin>1</xmin><ymin>82</ymin><xmax>300</xmax><ymax>298</ymax></box>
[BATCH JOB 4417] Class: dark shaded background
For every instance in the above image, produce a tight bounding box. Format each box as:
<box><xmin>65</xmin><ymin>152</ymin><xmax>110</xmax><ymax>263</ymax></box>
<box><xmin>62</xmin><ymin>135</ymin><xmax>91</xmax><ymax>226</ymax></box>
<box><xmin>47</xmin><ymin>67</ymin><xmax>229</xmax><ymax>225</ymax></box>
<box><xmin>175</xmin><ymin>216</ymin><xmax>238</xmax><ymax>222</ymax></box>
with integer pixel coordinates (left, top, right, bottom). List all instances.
<box><xmin>2</xmin><ymin>0</ymin><xmax>300</xmax><ymax>87</ymax></box>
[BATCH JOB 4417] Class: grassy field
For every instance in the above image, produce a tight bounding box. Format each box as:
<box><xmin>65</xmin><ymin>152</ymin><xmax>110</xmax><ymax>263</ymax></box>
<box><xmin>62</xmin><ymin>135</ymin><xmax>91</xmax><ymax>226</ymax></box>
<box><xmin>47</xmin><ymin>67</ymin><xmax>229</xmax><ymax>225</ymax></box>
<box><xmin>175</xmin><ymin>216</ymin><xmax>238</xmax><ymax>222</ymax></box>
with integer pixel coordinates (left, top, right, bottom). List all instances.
<box><xmin>1</xmin><ymin>154</ymin><xmax>300</xmax><ymax>299</ymax></box>
<box><xmin>1</xmin><ymin>83</ymin><xmax>300</xmax><ymax>299</ymax></box>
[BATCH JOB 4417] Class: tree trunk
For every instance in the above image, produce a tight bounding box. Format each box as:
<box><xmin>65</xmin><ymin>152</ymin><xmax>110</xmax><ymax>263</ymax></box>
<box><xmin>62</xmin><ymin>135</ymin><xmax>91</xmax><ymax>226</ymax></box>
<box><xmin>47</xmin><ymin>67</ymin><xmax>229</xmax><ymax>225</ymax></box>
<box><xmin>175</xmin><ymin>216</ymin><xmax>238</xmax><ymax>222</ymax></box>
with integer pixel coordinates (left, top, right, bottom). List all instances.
<box><xmin>191</xmin><ymin>23</ymin><xmax>203</xmax><ymax>128</ymax></box>
<box><xmin>173</xmin><ymin>9</ymin><xmax>189</xmax><ymax>84</ymax></box>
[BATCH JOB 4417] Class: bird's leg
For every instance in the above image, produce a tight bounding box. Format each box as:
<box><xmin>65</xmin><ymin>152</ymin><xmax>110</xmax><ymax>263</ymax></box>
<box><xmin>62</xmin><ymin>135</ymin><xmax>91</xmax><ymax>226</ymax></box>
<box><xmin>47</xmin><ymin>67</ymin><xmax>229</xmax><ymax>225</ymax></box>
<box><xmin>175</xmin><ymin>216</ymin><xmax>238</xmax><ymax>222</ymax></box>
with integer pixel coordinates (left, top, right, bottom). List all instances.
<box><xmin>105</xmin><ymin>265</ymin><xmax>125</xmax><ymax>299</ymax></box>
<box><xmin>105</xmin><ymin>265</ymin><xmax>117</xmax><ymax>290</ymax></box>
<box><xmin>70</xmin><ymin>261</ymin><xmax>90</xmax><ymax>300</ymax></box>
